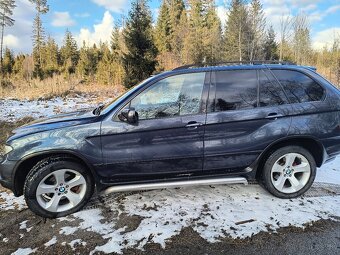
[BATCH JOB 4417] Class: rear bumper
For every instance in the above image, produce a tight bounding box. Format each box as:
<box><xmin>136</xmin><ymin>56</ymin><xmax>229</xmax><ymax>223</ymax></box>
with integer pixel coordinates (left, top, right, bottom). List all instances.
<box><xmin>0</xmin><ymin>156</ymin><xmax>17</xmax><ymax>194</ymax></box>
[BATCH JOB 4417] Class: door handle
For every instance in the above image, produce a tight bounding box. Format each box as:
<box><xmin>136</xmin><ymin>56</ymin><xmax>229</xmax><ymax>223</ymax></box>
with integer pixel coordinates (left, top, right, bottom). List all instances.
<box><xmin>186</xmin><ymin>121</ymin><xmax>203</xmax><ymax>129</ymax></box>
<box><xmin>266</xmin><ymin>113</ymin><xmax>284</xmax><ymax>120</ymax></box>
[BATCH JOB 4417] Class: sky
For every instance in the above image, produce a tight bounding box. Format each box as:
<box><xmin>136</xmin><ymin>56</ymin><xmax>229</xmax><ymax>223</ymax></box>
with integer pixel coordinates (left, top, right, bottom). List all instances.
<box><xmin>3</xmin><ymin>0</ymin><xmax>340</xmax><ymax>54</ymax></box>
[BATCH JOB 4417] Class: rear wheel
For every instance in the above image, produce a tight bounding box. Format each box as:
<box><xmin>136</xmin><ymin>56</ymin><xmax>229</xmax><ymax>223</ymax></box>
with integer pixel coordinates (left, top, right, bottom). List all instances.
<box><xmin>24</xmin><ymin>156</ymin><xmax>94</xmax><ymax>218</ymax></box>
<box><xmin>262</xmin><ymin>146</ymin><xmax>316</xmax><ymax>198</ymax></box>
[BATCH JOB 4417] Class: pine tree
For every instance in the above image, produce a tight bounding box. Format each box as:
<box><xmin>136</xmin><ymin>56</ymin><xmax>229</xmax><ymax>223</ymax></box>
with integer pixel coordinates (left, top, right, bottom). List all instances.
<box><xmin>203</xmin><ymin>0</ymin><xmax>223</xmax><ymax>63</ymax></box>
<box><xmin>224</xmin><ymin>0</ymin><xmax>249</xmax><ymax>61</ymax></box>
<box><xmin>169</xmin><ymin>0</ymin><xmax>185</xmax><ymax>63</ymax></box>
<box><xmin>111</xmin><ymin>25</ymin><xmax>121</xmax><ymax>60</ymax></box>
<box><xmin>155</xmin><ymin>1</ymin><xmax>171</xmax><ymax>53</ymax></box>
<box><xmin>122</xmin><ymin>0</ymin><xmax>158</xmax><ymax>89</ymax></box>
<box><xmin>43</xmin><ymin>36</ymin><xmax>59</xmax><ymax>76</ymax></box>
<box><xmin>247</xmin><ymin>0</ymin><xmax>266</xmax><ymax>60</ymax></box>
<box><xmin>29</xmin><ymin>0</ymin><xmax>49</xmax><ymax>79</ymax></box>
<box><xmin>0</xmin><ymin>0</ymin><xmax>16</xmax><ymax>75</ymax></box>
<box><xmin>77</xmin><ymin>41</ymin><xmax>91</xmax><ymax>78</ymax></box>
<box><xmin>263</xmin><ymin>26</ymin><xmax>278</xmax><ymax>60</ymax></box>
<box><xmin>2</xmin><ymin>47</ymin><xmax>14</xmax><ymax>75</ymax></box>
<box><xmin>76</xmin><ymin>42</ymin><xmax>100</xmax><ymax>79</ymax></box>
<box><xmin>183</xmin><ymin>0</ymin><xmax>222</xmax><ymax>64</ymax></box>
<box><xmin>60</xmin><ymin>30</ymin><xmax>79</xmax><ymax>75</ymax></box>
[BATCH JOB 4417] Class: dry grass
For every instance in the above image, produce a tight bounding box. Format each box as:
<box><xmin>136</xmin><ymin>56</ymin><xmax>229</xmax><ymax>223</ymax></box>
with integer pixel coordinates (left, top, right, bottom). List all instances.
<box><xmin>0</xmin><ymin>75</ymin><xmax>125</xmax><ymax>101</ymax></box>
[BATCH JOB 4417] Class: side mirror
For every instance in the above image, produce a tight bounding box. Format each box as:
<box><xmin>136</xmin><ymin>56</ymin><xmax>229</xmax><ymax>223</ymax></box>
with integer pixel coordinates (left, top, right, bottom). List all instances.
<box><xmin>119</xmin><ymin>108</ymin><xmax>139</xmax><ymax>124</ymax></box>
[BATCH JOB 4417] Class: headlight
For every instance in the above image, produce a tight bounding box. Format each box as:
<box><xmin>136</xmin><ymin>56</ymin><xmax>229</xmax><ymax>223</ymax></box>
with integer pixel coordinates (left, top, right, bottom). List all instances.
<box><xmin>0</xmin><ymin>145</ymin><xmax>13</xmax><ymax>156</ymax></box>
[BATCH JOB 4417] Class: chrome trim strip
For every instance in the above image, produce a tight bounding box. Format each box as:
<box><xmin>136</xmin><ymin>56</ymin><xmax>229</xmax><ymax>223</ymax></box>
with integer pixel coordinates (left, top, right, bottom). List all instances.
<box><xmin>103</xmin><ymin>177</ymin><xmax>248</xmax><ymax>195</ymax></box>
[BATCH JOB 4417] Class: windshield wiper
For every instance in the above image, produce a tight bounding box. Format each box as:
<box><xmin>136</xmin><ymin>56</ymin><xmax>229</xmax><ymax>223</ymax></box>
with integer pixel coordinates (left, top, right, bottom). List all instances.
<box><xmin>93</xmin><ymin>103</ymin><xmax>105</xmax><ymax>116</ymax></box>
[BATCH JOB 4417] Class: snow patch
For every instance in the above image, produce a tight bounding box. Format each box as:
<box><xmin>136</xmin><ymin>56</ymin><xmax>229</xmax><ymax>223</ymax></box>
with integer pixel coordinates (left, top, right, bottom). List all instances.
<box><xmin>61</xmin><ymin>184</ymin><xmax>340</xmax><ymax>254</ymax></box>
<box><xmin>19</xmin><ymin>220</ymin><xmax>32</xmax><ymax>232</ymax></box>
<box><xmin>59</xmin><ymin>226</ymin><xmax>78</xmax><ymax>236</ymax></box>
<box><xmin>0</xmin><ymin>192</ymin><xmax>26</xmax><ymax>211</ymax></box>
<box><xmin>0</xmin><ymin>96</ymin><xmax>100</xmax><ymax>122</ymax></box>
<box><xmin>315</xmin><ymin>156</ymin><xmax>340</xmax><ymax>184</ymax></box>
<box><xmin>44</xmin><ymin>236</ymin><xmax>57</xmax><ymax>247</ymax></box>
<box><xmin>69</xmin><ymin>239</ymin><xmax>87</xmax><ymax>250</ymax></box>
<box><xmin>11</xmin><ymin>248</ymin><xmax>37</xmax><ymax>255</ymax></box>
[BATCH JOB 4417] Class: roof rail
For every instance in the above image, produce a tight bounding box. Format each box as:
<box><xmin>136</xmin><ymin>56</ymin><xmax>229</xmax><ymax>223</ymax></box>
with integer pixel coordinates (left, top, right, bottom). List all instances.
<box><xmin>172</xmin><ymin>60</ymin><xmax>296</xmax><ymax>71</ymax></box>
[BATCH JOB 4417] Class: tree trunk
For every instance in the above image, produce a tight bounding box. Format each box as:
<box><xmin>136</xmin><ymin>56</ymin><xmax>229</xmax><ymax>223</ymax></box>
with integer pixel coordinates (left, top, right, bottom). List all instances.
<box><xmin>0</xmin><ymin>14</ymin><xmax>5</xmax><ymax>76</ymax></box>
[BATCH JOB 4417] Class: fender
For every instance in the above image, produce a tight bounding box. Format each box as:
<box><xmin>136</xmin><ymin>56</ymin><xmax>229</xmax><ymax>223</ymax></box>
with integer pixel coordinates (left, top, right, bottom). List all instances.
<box><xmin>248</xmin><ymin>135</ymin><xmax>326</xmax><ymax>178</ymax></box>
<box><xmin>12</xmin><ymin>149</ymin><xmax>103</xmax><ymax>195</ymax></box>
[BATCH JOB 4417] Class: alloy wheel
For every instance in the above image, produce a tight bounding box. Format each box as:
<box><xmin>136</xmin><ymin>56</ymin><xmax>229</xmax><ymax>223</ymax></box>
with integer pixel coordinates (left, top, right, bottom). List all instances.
<box><xmin>36</xmin><ymin>169</ymin><xmax>87</xmax><ymax>213</ymax></box>
<box><xmin>270</xmin><ymin>153</ymin><xmax>311</xmax><ymax>194</ymax></box>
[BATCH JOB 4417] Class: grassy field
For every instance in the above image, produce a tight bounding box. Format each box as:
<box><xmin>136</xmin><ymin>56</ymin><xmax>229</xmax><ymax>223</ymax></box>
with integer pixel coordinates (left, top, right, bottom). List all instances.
<box><xmin>0</xmin><ymin>76</ymin><xmax>124</xmax><ymax>100</ymax></box>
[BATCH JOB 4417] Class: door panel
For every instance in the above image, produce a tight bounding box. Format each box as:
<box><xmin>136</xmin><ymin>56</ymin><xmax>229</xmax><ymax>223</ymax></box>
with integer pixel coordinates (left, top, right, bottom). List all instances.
<box><xmin>203</xmin><ymin>70</ymin><xmax>292</xmax><ymax>173</ymax></box>
<box><xmin>99</xmin><ymin>72</ymin><xmax>209</xmax><ymax>182</ymax></box>
<box><xmin>100</xmin><ymin>114</ymin><xmax>206</xmax><ymax>180</ymax></box>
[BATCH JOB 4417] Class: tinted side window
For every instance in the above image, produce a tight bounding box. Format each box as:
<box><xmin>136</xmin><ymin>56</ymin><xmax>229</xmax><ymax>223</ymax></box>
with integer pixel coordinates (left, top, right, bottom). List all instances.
<box><xmin>130</xmin><ymin>72</ymin><xmax>205</xmax><ymax>120</ymax></box>
<box><xmin>272</xmin><ymin>70</ymin><xmax>325</xmax><ymax>103</ymax></box>
<box><xmin>259</xmin><ymin>70</ymin><xmax>288</xmax><ymax>107</ymax></box>
<box><xmin>214</xmin><ymin>70</ymin><xmax>258</xmax><ymax>112</ymax></box>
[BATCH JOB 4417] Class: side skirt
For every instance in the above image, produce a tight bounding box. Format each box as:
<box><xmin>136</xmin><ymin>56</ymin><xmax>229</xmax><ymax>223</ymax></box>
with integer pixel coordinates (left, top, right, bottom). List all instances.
<box><xmin>102</xmin><ymin>176</ymin><xmax>248</xmax><ymax>195</ymax></box>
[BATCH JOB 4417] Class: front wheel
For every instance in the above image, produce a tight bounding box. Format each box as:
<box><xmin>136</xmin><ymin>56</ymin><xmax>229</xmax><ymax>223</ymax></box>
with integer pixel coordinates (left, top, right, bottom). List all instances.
<box><xmin>262</xmin><ymin>146</ymin><xmax>316</xmax><ymax>198</ymax></box>
<box><xmin>24</xmin><ymin>156</ymin><xmax>94</xmax><ymax>218</ymax></box>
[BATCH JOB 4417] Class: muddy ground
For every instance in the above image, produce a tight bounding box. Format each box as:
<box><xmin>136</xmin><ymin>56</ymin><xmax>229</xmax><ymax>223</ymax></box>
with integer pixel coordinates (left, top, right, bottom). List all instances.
<box><xmin>1</xmin><ymin>121</ymin><xmax>339</xmax><ymax>255</ymax></box>
<box><xmin>0</xmin><ymin>189</ymin><xmax>339</xmax><ymax>255</ymax></box>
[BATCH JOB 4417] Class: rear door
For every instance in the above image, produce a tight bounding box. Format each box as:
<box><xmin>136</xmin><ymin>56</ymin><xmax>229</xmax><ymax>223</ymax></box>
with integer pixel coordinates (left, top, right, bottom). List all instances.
<box><xmin>203</xmin><ymin>69</ymin><xmax>293</xmax><ymax>174</ymax></box>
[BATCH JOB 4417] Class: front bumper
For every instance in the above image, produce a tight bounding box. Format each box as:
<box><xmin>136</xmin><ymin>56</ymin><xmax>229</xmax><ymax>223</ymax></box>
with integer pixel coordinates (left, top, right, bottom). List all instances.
<box><xmin>0</xmin><ymin>155</ymin><xmax>16</xmax><ymax>192</ymax></box>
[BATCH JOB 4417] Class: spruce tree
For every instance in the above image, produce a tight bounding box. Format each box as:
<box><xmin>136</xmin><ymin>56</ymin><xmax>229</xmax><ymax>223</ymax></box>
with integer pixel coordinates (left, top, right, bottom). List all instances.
<box><xmin>155</xmin><ymin>1</ymin><xmax>171</xmax><ymax>53</ymax></box>
<box><xmin>29</xmin><ymin>0</ymin><xmax>49</xmax><ymax>79</ymax></box>
<box><xmin>43</xmin><ymin>36</ymin><xmax>59</xmax><ymax>76</ymax></box>
<box><xmin>247</xmin><ymin>0</ymin><xmax>266</xmax><ymax>60</ymax></box>
<box><xmin>263</xmin><ymin>26</ymin><xmax>278</xmax><ymax>60</ymax></box>
<box><xmin>122</xmin><ymin>0</ymin><xmax>158</xmax><ymax>89</ymax></box>
<box><xmin>224</xmin><ymin>0</ymin><xmax>249</xmax><ymax>61</ymax></box>
<box><xmin>0</xmin><ymin>0</ymin><xmax>16</xmax><ymax>74</ymax></box>
<box><xmin>203</xmin><ymin>0</ymin><xmax>223</xmax><ymax>63</ymax></box>
<box><xmin>169</xmin><ymin>0</ymin><xmax>185</xmax><ymax>62</ymax></box>
<box><xmin>60</xmin><ymin>30</ymin><xmax>79</xmax><ymax>75</ymax></box>
<box><xmin>2</xmin><ymin>47</ymin><xmax>14</xmax><ymax>75</ymax></box>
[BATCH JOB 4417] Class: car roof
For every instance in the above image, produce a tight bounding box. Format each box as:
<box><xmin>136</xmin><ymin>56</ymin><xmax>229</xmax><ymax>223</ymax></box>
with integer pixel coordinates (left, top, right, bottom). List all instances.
<box><xmin>159</xmin><ymin>64</ymin><xmax>317</xmax><ymax>77</ymax></box>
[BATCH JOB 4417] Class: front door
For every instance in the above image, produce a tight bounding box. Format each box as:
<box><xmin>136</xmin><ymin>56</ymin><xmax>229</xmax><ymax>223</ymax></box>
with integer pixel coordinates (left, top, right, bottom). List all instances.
<box><xmin>100</xmin><ymin>72</ymin><xmax>209</xmax><ymax>182</ymax></box>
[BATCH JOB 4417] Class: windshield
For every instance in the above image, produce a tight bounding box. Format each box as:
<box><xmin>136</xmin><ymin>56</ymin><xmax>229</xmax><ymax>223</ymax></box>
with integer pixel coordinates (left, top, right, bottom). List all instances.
<box><xmin>100</xmin><ymin>76</ymin><xmax>155</xmax><ymax>115</ymax></box>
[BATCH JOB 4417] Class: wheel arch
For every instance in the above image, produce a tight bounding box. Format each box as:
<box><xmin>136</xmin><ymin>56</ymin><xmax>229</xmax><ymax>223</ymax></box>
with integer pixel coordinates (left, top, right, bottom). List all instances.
<box><xmin>254</xmin><ymin>136</ymin><xmax>325</xmax><ymax>179</ymax></box>
<box><xmin>12</xmin><ymin>150</ymin><xmax>99</xmax><ymax>196</ymax></box>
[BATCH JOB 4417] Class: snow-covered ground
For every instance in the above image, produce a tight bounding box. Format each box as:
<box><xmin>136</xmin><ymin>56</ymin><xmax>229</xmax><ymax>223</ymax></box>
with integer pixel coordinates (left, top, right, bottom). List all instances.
<box><xmin>0</xmin><ymin>96</ymin><xmax>339</xmax><ymax>254</ymax></box>
<box><xmin>0</xmin><ymin>157</ymin><xmax>339</xmax><ymax>254</ymax></box>
<box><xmin>0</xmin><ymin>96</ymin><xmax>103</xmax><ymax>122</ymax></box>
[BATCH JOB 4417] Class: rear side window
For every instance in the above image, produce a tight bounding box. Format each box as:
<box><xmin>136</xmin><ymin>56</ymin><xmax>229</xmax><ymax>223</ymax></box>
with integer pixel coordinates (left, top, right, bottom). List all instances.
<box><xmin>272</xmin><ymin>70</ymin><xmax>325</xmax><ymax>103</ymax></box>
<box><xmin>214</xmin><ymin>70</ymin><xmax>258</xmax><ymax>112</ymax></box>
<box><xmin>259</xmin><ymin>70</ymin><xmax>288</xmax><ymax>107</ymax></box>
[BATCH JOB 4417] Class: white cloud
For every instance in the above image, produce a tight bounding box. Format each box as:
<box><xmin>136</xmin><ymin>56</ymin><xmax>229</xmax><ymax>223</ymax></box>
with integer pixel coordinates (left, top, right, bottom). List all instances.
<box><xmin>3</xmin><ymin>34</ymin><xmax>20</xmax><ymax>49</ymax></box>
<box><xmin>4</xmin><ymin>0</ymin><xmax>35</xmax><ymax>53</ymax></box>
<box><xmin>91</xmin><ymin>0</ymin><xmax>128</xmax><ymax>13</ymax></box>
<box><xmin>325</xmin><ymin>5</ymin><xmax>340</xmax><ymax>15</ymax></box>
<box><xmin>76</xmin><ymin>11</ymin><xmax>114</xmax><ymax>47</ymax></box>
<box><xmin>51</xmin><ymin>12</ymin><xmax>76</xmax><ymax>27</ymax></box>
<box><xmin>312</xmin><ymin>27</ymin><xmax>340</xmax><ymax>49</ymax></box>
<box><xmin>217</xmin><ymin>6</ymin><xmax>228</xmax><ymax>28</ymax></box>
<box><xmin>75</xmin><ymin>12</ymin><xmax>91</xmax><ymax>18</ymax></box>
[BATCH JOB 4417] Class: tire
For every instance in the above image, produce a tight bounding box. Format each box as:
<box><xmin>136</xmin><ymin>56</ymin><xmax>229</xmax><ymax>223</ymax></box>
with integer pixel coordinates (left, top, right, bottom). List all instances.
<box><xmin>261</xmin><ymin>146</ymin><xmax>316</xmax><ymax>199</ymax></box>
<box><xmin>24</xmin><ymin>156</ymin><xmax>94</xmax><ymax>218</ymax></box>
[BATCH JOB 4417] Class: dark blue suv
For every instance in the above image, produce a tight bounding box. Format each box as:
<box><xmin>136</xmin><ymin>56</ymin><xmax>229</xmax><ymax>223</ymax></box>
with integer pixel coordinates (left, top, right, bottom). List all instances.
<box><xmin>1</xmin><ymin>62</ymin><xmax>340</xmax><ymax>218</ymax></box>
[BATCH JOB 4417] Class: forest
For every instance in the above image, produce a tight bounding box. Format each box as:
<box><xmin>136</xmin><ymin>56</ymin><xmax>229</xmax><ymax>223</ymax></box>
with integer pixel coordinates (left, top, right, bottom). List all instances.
<box><xmin>0</xmin><ymin>0</ymin><xmax>339</xmax><ymax>99</ymax></box>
